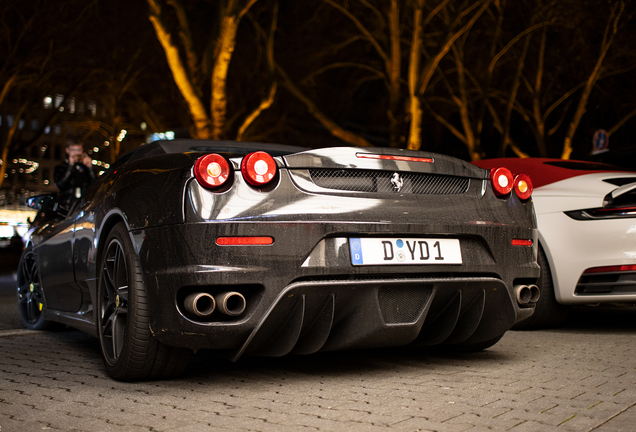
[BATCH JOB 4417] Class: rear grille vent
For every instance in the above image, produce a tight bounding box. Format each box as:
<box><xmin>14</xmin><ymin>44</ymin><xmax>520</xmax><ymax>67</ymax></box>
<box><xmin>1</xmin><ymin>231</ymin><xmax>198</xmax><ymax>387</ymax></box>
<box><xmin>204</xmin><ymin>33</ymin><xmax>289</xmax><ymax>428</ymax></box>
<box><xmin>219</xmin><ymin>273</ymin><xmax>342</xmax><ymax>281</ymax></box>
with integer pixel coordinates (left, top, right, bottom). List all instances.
<box><xmin>309</xmin><ymin>169</ymin><xmax>469</xmax><ymax>194</ymax></box>
<box><xmin>575</xmin><ymin>271</ymin><xmax>636</xmax><ymax>295</ymax></box>
<box><xmin>378</xmin><ymin>284</ymin><xmax>432</xmax><ymax>324</ymax></box>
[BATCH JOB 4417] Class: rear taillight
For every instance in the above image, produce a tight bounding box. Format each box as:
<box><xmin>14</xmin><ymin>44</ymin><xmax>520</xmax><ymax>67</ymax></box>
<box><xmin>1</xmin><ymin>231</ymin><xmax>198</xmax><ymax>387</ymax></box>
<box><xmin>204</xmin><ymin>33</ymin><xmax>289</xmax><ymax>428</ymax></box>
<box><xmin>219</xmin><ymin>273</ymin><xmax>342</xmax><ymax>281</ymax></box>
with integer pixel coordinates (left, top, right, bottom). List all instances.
<box><xmin>514</xmin><ymin>173</ymin><xmax>533</xmax><ymax>200</ymax></box>
<box><xmin>241</xmin><ymin>151</ymin><xmax>277</xmax><ymax>186</ymax></box>
<box><xmin>490</xmin><ymin>167</ymin><xmax>513</xmax><ymax>196</ymax></box>
<box><xmin>584</xmin><ymin>264</ymin><xmax>636</xmax><ymax>274</ymax></box>
<box><xmin>194</xmin><ymin>154</ymin><xmax>231</xmax><ymax>188</ymax></box>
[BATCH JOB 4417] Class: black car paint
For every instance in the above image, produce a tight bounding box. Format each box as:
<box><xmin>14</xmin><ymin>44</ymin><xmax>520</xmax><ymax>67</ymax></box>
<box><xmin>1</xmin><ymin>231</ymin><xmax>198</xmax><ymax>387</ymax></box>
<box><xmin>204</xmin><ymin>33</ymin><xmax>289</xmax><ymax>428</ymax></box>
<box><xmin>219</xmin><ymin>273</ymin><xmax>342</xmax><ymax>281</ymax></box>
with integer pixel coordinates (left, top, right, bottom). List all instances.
<box><xmin>27</xmin><ymin>140</ymin><xmax>539</xmax><ymax>360</ymax></box>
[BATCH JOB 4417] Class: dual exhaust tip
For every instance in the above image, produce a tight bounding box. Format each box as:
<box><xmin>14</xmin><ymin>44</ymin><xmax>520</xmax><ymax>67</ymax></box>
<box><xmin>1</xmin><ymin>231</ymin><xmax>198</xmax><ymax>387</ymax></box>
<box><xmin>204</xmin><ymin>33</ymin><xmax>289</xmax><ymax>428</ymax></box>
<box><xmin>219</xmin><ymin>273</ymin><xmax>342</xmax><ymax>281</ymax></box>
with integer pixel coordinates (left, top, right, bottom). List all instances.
<box><xmin>184</xmin><ymin>291</ymin><xmax>246</xmax><ymax>318</ymax></box>
<box><xmin>186</xmin><ymin>285</ymin><xmax>540</xmax><ymax>316</ymax></box>
<box><xmin>514</xmin><ymin>284</ymin><xmax>540</xmax><ymax>306</ymax></box>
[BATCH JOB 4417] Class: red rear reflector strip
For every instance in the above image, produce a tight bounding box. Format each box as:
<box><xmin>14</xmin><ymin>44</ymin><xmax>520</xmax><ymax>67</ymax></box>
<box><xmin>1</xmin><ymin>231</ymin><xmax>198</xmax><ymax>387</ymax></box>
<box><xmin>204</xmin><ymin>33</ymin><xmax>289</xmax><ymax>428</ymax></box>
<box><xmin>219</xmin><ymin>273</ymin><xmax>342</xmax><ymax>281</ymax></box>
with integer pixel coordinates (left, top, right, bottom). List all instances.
<box><xmin>511</xmin><ymin>239</ymin><xmax>533</xmax><ymax>246</ymax></box>
<box><xmin>355</xmin><ymin>153</ymin><xmax>433</xmax><ymax>163</ymax></box>
<box><xmin>584</xmin><ymin>264</ymin><xmax>636</xmax><ymax>274</ymax></box>
<box><xmin>216</xmin><ymin>237</ymin><xmax>274</xmax><ymax>246</ymax></box>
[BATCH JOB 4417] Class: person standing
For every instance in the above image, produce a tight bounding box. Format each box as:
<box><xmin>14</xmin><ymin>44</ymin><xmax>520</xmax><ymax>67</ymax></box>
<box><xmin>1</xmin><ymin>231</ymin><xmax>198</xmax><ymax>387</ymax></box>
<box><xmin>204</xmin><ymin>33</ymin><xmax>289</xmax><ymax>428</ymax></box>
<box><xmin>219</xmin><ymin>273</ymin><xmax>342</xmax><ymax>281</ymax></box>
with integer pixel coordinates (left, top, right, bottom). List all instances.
<box><xmin>54</xmin><ymin>139</ymin><xmax>96</xmax><ymax>211</ymax></box>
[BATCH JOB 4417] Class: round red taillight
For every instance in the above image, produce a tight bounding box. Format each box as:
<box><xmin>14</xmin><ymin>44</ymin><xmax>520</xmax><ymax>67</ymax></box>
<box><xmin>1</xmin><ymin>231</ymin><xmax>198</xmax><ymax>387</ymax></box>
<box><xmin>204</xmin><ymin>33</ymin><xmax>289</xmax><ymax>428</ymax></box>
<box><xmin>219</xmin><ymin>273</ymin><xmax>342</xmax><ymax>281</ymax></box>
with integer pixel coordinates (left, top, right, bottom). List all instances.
<box><xmin>241</xmin><ymin>151</ymin><xmax>277</xmax><ymax>186</ymax></box>
<box><xmin>514</xmin><ymin>173</ymin><xmax>533</xmax><ymax>200</ymax></box>
<box><xmin>194</xmin><ymin>154</ymin><xmax>231</xmax><ymax>188</ymax></box>
<box><xmin>490</xmin><ymin>167</ymin><xmax>514</xmax><ymax>196</ymax></box>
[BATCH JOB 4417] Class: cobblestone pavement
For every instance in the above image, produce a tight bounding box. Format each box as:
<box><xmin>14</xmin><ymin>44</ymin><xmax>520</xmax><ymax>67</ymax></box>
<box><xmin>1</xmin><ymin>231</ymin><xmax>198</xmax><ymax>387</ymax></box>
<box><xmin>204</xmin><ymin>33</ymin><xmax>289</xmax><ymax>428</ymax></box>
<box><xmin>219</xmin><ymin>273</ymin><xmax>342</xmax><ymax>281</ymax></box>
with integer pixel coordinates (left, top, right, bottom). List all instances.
<box><xmin>1</xmin><ymin>270</ymin><xmax>635</xmax><ymax>432</ymax></box>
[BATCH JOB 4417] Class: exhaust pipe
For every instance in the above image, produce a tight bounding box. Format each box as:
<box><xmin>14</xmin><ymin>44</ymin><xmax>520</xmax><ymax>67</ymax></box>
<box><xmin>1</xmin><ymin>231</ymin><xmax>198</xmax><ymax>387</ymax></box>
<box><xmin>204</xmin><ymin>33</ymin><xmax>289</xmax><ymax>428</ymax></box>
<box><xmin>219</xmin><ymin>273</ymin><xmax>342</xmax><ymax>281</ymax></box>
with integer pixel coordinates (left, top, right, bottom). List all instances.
<box><xmin>215</xmin><ymin>291</ymin><xmax>246</xmax><ymax>316</ymax></box>
<box><xmin>528</xmin><ymin>284</ymin><xmax>540</xmax><ymax>303</ymax></box>
<box><xmin>184</xmin><ymin>292</ymin><xmax>216</xmax><ymax>317</ymax></box>
<box><xmin>514</xmin><ymin>284</ymin><xmax>541</xmax><ymax>306</ymax></box>
<box><xmin>514</xmin><ymin>285</ymin><xmax>532</xmax><ymax>305</ymax></box>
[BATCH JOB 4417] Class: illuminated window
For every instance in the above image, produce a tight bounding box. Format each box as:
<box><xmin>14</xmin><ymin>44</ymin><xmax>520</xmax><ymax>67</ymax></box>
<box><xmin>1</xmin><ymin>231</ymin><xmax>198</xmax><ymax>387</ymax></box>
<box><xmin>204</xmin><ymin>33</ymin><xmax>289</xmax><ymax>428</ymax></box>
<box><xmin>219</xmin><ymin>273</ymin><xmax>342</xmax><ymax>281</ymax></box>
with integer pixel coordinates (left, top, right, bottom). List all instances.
<box><xmin>68</xmin><ymin>97</ymin><xmax>75</xmax><ymax>114</ymax></box>
<box><xmin>54</xmin><ymin>94</ymin><xmax>64</xmax><ymax>109</ymax></box>
<box><xmin>31</xmin><ymin>119</ymin><xmax>39</xmax><ymax>130</ymax></box>
<box><xmin>44</xmin><ymin>126</ymin><xmax>50</xmax><ymax>134</ymax></box>
<box><xmin>18</xmin><ymin>119</ymin><xmax>25</xmax><ymax>130</ymax></box>
<box><xmin>6</xmin><ymin>115</ymin><xmax>13</xmax><ymax>127</ymax></box>
<box><xmin>54</xmin><ymin>124</ymin><xmax>61</xmax><ymax>135</ymax></box>
<box><xmin>43</xmin><ymin>96</ymin><xmax>53</xmax><ymax>109</ymax></box>
<box><xmin>88</xmin><ymin>101</ymin><xmax>97</xmax><ymax>117</ymax></box>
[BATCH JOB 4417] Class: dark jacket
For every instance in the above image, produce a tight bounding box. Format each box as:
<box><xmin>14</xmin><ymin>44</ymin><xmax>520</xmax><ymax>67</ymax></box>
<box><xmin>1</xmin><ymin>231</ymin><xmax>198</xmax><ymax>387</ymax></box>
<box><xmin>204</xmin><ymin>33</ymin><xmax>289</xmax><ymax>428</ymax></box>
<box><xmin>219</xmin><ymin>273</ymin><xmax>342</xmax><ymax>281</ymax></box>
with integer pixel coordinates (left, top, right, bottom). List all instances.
<box><xmin>54</xmin><ymin>160</ymin><xmax>96</xmax><ymax>210</ymax></box>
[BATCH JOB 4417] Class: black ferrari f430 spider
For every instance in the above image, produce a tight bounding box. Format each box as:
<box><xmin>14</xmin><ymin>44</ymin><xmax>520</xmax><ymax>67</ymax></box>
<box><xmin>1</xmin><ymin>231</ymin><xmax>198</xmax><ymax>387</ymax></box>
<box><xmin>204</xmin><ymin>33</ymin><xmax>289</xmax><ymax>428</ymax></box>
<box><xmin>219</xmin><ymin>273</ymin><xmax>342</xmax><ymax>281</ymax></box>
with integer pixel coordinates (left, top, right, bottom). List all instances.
<box><xmin>18</xmin><ymin>140</ymin><xmax>540</xmax><ymax>381</ymax></box>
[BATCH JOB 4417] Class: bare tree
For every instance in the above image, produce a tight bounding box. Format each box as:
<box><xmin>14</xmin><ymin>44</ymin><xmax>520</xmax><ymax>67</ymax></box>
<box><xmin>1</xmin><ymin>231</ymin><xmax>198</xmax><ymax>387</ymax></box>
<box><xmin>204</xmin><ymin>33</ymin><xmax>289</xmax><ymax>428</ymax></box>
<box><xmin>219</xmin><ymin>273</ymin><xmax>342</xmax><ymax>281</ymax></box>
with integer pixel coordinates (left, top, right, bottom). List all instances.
<box><xmin>500</xmin><ymin>0</ymin><xmax>632</xmax><ymax>159</ymax></box>
<box><xmin>420</xmin><ymin>0</ymin><xmax>543</xmax><ymax>160</ymax></box>
<box><xmin>147</xmin><ymin>0</ymin><xmax>279</xmax><ymax>140</ymax></box>
<box><xmin>276</xmin><ymin>0</ymin><xmax>492</xmax><ymax>150</ymax></box>
<box><xmin>560</xmin><ymin>0</ymin><xmax>625</xmax><ymax>159</ymax></box>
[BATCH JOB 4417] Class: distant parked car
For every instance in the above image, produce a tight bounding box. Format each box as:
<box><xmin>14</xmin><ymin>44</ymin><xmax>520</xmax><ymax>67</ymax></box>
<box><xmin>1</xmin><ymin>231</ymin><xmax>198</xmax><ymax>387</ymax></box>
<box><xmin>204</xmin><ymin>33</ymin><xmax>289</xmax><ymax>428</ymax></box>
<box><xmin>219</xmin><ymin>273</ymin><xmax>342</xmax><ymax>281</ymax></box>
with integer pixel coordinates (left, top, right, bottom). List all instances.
<box><xmin>474</xmin><ymin>158</ymin><xmax>636</xmax><ymax>329</ymax></box>
<box><xmin>18</xmin><ymin>140</ymin><xmax>539</xmax><ymax>381</ymax></box>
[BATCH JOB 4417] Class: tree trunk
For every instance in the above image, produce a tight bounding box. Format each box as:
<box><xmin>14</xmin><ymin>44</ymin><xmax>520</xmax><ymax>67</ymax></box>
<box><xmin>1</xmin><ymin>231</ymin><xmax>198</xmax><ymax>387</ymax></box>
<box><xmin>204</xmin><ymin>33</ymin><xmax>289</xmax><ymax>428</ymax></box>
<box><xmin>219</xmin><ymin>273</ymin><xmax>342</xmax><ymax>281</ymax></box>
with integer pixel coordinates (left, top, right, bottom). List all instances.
<box><xmin>406</xmin><ymin>0</ymin><xmax>424</xmax><ymax>151</ymax></box>
<box><xmin>147</xmin><ymin>0</ymin><xmax>211</xmax><ymax>138</ymax></box>
<box><xmin>387</xmin><ymin>0</ymin><xmax>402</xmax><ymax>148</ymax></box>
<box><xmin>532</xmin><ymin>27</ymin><xmax>547</xmax><ymax>157</ymax></box>
<box><xmin>498</xmin><ymin>33</ymin><xmax>531</xmax><ymax>157</ymax></box>
<box><xmin>411</xmin><ymin>0</ymin><xmax>492</xmax><ymax>152</ymax></box>
<box><xmin>211</xmin><ymin>14</ymin><xmax>239</xmax><ymax>140</ymax></box>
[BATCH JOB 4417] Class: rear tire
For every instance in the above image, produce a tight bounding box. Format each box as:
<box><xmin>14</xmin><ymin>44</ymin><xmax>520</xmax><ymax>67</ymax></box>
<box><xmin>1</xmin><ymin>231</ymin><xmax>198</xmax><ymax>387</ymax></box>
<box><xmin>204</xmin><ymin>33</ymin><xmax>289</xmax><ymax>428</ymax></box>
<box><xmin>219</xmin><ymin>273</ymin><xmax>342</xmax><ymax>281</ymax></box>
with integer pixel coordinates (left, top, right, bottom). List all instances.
<box><xmin>17</xmin><ymin>246</ymin><xmax>54</xmax><ymax>330</ymax></box>
<box><xmin>96</xmin><ymin>222</ymin><xmax>190</xmax><ymax>381</ymax></box>
<box><xmin>513</xmin><ymin>246</ymin><xmax>570</xmax><ymax>330</ymax></box>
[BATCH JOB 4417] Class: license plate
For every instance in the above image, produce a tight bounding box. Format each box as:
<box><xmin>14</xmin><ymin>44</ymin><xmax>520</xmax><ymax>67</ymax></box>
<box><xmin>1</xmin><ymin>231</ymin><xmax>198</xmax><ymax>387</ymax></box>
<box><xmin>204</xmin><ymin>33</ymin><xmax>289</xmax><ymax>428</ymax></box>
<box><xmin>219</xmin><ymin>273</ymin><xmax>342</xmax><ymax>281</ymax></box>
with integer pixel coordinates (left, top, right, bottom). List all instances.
<box><xmin>349</xmin><ymin>237</ymin><xmax>462</xmax><ymax>265</ymax></box>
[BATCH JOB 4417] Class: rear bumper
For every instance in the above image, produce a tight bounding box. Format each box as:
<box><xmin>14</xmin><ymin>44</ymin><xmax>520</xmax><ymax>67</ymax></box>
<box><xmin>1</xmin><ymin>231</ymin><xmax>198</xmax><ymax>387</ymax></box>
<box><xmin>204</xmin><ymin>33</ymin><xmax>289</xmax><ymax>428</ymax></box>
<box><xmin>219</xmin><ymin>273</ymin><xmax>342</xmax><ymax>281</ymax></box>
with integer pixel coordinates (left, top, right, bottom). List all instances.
<box><xmin>136</xmin><ymin>220</ymin><xmax>539</xmax><ymax>356</ymax></box>
<box><xmin>538</xmin><ymin>211</ymin><xmax>636</xmax><ymax>304</ymax></box>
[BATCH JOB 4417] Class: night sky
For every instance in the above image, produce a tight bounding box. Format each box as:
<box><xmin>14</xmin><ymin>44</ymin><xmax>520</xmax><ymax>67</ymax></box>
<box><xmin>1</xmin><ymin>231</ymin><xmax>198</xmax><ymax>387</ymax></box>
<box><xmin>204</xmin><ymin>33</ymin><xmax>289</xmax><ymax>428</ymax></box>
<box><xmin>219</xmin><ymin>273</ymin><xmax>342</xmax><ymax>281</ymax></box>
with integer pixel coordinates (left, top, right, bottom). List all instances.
<box><xmin>2</xmin><ymin>0</ymin><xmax>636</xmax><ymax>170</ymax></box>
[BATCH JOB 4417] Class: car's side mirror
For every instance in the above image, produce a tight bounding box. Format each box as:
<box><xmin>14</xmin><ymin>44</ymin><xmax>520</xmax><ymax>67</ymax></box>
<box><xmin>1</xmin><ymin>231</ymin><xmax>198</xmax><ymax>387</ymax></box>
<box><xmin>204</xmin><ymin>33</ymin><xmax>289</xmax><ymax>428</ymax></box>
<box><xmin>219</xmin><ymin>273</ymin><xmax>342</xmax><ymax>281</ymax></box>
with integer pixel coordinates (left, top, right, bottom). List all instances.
<box><xmin>27</xmin><ymin>194</ymin><xmax>57</xmax><ymax>211</ymax></box>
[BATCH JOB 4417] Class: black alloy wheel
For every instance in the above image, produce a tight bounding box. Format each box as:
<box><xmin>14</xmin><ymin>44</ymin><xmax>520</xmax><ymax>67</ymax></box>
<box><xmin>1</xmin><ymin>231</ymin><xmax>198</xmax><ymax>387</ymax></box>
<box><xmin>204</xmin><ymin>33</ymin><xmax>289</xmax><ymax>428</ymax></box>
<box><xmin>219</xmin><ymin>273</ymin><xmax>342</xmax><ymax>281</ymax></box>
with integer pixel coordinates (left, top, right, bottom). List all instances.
<box><xmin>17</xmin><ymin>246</ymin><xmax>52</xmax><ymax>330</ymax></box>
<box><xmin>98</xmin><ymin>235</ymin><xmax>129</xmax><ymax>364</ymax></box>
<box><xmin>96</xmin><ymin>222</ymin><xmax>190</xmax><ymax>381</ymax></box>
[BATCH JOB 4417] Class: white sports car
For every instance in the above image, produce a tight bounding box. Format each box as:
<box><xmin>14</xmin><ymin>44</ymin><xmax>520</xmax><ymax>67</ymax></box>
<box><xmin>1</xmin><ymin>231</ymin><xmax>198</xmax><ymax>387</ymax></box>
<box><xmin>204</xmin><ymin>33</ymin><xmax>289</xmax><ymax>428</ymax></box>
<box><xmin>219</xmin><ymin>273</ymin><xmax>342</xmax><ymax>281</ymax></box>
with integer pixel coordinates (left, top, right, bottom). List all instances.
<box><xmin>474</xmin><ymin>158</ymin><xmax>636</xmax><ymax>329</ymax></box>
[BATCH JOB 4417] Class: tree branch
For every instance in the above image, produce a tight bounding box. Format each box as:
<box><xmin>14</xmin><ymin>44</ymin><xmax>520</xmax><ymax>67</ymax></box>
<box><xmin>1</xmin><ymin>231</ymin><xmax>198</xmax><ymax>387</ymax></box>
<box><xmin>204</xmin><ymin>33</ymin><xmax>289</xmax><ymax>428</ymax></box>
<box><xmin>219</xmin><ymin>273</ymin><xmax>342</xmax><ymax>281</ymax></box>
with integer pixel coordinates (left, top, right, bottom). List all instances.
<box><xmin>321</xmin><ymin>0</ymin><xmax>390</xmax><ymax>71</ymax></box>
<box><xmin>277</xmin><ymin>65</ymin><xmax>373</xmax><ymax>147</ymax></box>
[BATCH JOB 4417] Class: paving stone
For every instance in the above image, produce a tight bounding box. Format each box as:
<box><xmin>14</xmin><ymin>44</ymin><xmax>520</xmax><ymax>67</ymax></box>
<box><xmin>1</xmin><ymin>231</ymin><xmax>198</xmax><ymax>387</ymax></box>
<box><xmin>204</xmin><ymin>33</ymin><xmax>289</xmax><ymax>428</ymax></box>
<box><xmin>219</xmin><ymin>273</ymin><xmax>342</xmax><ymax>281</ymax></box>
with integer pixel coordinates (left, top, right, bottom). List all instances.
<box><xmin>2</xmin><ymin>309</ymin><xmax>636</xmax><ymax>431</ymax></box>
